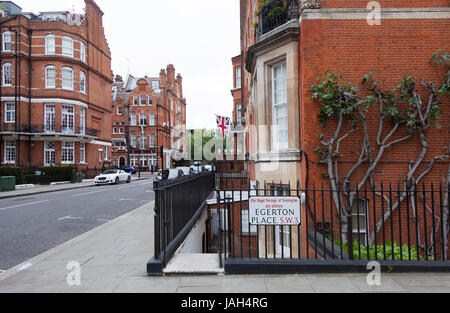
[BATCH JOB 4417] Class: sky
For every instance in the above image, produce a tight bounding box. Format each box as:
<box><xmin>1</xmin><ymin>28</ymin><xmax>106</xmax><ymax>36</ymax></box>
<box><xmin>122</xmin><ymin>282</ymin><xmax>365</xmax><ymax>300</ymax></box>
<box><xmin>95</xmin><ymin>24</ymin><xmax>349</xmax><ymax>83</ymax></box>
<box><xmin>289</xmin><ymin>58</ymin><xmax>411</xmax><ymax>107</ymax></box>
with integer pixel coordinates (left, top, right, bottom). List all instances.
<box><xmin>17</xmin><ymin>0</ymin><xmax>240</xmax><ymax>130</ymax></box>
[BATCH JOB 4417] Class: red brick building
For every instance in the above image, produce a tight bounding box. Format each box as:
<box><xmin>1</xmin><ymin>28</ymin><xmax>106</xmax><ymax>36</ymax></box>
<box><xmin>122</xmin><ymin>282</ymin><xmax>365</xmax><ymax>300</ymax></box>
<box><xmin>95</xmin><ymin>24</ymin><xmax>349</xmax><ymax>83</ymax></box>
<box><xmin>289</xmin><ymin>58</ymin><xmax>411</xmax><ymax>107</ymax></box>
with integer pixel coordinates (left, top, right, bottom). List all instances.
<box><xmin>232</xmin><ymin>0</ymin><xmax>449</xmax><ymax>259</ymax></box>
<box><xmin>0</xmin><ymin>0</ymin><xmax>112</xmax><ymax>175</ymax></box>
<box><xmin>111</xmin><ymin>65</ymin><xmax>187</xmax><ymax>171</ymax></box>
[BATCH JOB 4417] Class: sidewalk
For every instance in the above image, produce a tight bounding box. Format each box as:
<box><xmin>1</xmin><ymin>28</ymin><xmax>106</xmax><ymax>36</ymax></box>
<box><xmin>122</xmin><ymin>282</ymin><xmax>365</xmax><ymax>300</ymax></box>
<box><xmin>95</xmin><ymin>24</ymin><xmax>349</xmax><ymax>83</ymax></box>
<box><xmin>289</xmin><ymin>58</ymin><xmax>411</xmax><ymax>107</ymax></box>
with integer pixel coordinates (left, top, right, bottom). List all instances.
<box><xmin>0</xmin><ymin>175</ymin><xmax>152</xmax><ymax>200</ymax></box>
<box><xmin>0</xmin><ymin>201</ymin><xmax>449</xmax><ymax>293</ymax></box>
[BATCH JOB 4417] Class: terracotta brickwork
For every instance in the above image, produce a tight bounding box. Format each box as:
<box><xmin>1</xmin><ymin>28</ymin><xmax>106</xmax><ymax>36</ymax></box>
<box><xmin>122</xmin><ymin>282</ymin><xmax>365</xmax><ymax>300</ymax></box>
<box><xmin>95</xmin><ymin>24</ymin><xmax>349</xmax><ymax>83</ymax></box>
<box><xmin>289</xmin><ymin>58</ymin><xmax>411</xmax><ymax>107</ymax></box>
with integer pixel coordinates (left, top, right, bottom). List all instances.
<box><xmin>0</xmin><ymin>0</ymin><xmax>112</xmax><ymax>173</ymax></box>
<box><xmin>236</xmin><ymin>0</ymin><xmax>450</xmax><ymax>259</ymax></box>
<box><xmin>111</xmin><ymin>65</ymin><xmax>187</xmax><ymax>171</ymax></box>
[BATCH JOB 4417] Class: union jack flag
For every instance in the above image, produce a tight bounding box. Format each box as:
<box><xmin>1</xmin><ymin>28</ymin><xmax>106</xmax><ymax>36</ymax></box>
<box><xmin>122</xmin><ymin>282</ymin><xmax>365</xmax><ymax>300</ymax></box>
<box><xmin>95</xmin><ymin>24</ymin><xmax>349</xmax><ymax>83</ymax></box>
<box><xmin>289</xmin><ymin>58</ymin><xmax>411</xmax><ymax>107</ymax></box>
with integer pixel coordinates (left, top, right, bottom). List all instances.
<box><xmin>216</xmin><ymin>115</ymin><xmax>232</xmax><ymax>138</ymax></box>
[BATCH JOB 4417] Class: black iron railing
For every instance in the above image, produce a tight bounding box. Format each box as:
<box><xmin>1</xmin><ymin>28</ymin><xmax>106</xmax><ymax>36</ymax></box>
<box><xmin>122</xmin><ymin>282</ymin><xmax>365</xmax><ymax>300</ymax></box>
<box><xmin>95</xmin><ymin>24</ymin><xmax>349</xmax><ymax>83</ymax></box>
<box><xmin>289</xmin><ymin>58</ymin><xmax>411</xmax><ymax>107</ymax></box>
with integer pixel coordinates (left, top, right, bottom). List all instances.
<box><xmin>217</xmin><ymin>181</ymin><xmax>450</xmax><ymax>273</ymax></box>
<box><xmin>257</xmin><ymin>0</ymin><xmax>299</xmax><ymax>38</ymax></box>
<box><xmin>148</xmin><ymin>171</ymin><xmax>216</xmax><ymax>275</ymax></box>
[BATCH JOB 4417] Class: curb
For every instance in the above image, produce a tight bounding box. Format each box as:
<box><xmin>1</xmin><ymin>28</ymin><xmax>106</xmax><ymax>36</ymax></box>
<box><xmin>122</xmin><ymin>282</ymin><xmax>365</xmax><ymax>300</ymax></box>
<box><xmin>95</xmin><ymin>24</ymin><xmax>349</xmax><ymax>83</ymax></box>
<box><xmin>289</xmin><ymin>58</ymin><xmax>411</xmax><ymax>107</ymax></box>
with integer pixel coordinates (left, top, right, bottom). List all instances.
<box><xmin>0</xmin><ymin>200</ymin><xmax>155</xmax><ymax>282</ymax></box>
<box><xmin>0</xmin><ymin>177</ymin><xmax>151</xmax><ymax>200</ymax></box>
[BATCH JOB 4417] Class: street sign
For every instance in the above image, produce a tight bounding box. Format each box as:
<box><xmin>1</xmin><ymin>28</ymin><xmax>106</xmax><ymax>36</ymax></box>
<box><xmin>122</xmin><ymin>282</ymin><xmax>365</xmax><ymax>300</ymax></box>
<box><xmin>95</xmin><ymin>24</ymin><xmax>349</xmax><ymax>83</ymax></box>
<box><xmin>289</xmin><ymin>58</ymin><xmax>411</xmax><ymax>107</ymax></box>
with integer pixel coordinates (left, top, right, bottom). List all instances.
<box><xmin>249</xmin><ymin>197</ymin><xmax>301</xmax><ymax>226</ymax></box>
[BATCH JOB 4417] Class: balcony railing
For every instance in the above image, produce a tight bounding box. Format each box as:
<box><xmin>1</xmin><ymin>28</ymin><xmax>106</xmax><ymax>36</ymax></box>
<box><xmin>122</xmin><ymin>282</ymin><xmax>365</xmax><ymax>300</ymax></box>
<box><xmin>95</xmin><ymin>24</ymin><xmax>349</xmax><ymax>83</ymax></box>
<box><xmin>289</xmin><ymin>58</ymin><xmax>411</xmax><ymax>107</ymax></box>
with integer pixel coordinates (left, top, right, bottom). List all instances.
<box><xmin>0</xmin><ymin>124</ymin><xmax>99</xmax><ymax>138</ymax></box>
<box><xmin>257</xmin><ymin>0</ymin><xmax>299</xmax><ymax>38</ymax></box>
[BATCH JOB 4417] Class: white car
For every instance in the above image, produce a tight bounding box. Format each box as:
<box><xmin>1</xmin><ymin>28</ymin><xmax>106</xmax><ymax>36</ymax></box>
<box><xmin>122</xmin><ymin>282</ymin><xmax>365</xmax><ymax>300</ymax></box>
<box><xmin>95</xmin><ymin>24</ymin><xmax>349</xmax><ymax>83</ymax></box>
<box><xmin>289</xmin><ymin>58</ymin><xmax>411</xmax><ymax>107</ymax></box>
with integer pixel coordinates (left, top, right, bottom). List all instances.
<box><xmin>95</xmin><ymin>169</ymin><xmax>131</xmax><ymax>185</ymax></box>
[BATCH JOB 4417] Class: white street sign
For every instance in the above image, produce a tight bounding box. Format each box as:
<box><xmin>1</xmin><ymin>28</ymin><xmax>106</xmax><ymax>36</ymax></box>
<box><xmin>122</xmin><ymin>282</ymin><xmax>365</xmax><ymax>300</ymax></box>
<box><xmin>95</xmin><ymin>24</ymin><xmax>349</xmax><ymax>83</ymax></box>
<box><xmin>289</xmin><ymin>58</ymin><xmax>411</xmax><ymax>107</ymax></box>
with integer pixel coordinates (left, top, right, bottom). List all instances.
<box><xmin>249</xmin><ymin>197</ymin><xmax>301</xmax><ymax>226</ymax></box>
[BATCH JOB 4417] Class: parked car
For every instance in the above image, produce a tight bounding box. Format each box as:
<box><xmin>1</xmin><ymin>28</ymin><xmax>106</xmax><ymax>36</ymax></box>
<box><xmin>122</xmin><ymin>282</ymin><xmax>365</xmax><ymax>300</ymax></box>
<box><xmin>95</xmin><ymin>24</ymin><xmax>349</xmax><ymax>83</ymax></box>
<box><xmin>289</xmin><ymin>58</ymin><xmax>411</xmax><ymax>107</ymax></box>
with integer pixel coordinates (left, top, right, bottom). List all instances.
<box><xmin>177</xmin><ymin>167</ymin><xmax>195</xmax><ymax>176</ymax></box>
<box><xmin>204</xmin><ymin>165</ymin><xmax>213</xmax><ymax>172</ymax></box>
<box><xmin>190</xmin><ymin>164</ymin><xmax>205</xmax><ymax>174</ymax></box>
<box><xmin>155</xmin><ymin>169</ymin><xmax>185</xmax><ymax>181</ymax></box>
<box><xmin>121</xmin><ymin>166</ymin><xmax>137</xmax><ymax>174</ymax></box>
<box><xmin>95</xmin><ymin>169</ymin><xmax>131</xmax><ymax>185</ymax></box>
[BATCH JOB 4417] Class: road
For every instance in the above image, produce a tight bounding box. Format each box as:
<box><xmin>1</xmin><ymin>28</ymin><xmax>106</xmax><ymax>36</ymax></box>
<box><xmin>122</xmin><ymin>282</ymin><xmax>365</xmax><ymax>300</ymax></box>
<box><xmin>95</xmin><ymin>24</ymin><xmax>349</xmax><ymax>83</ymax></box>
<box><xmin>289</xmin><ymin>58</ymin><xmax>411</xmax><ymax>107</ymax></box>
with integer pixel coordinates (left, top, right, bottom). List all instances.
<box><xmin>0</xmin><ymin>177</ymin><xmax>155</xmax><ymax>271</ymax></box>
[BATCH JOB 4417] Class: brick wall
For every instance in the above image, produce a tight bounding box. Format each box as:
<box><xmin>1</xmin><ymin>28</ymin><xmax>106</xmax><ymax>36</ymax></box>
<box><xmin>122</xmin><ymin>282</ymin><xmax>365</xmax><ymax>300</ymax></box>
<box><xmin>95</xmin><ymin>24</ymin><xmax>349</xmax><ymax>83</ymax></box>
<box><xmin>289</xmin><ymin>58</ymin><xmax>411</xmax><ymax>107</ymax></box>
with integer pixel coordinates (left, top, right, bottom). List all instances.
<box><xmin>299</xmin><ymin>18</ymin><xmax>450</xmax><ymax>186</ymax></box>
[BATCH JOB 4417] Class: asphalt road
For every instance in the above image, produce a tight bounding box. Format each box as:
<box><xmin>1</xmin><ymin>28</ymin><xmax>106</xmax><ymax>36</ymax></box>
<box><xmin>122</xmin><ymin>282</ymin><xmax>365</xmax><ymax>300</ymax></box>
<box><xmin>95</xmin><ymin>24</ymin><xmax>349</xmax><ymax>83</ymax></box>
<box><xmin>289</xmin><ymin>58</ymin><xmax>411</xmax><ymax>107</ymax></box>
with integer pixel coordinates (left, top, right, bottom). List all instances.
<box><xmin>0</xmin><ymin>178</ymin><xmax>155</xmax><ymax>271</ymax></box>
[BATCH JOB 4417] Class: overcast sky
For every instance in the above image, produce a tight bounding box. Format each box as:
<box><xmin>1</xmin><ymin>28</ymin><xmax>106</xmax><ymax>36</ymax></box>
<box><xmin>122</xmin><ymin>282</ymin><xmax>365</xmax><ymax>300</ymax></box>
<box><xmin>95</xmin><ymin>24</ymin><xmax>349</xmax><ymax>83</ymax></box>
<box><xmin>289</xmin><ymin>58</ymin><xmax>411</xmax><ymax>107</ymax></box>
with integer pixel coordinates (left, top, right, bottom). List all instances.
<box><xmin>17</xmin><ymin>0</ymin><xmax>240</xmax><ymax>130</ymax></box>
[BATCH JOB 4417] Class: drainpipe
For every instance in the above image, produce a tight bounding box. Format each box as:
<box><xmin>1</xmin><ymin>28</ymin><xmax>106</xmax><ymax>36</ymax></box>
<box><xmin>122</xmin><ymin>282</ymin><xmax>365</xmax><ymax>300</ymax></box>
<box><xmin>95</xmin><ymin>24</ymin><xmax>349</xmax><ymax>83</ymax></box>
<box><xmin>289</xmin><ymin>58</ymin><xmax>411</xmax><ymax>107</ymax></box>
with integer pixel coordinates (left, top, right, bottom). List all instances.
<box><xmin>27</xmin><ymin>28</ymin><xmax>32</xmax><ymax>167</ymax></box>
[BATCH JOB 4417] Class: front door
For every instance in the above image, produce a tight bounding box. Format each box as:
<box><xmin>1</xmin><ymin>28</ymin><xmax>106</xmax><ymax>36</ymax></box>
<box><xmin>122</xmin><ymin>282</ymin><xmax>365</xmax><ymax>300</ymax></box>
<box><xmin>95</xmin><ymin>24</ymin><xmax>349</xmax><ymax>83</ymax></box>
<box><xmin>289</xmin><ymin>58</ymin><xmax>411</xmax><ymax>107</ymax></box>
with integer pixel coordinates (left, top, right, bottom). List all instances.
<box><xmin>119</xmin><ymin>157</ymin><xmax>126</xmax><ymax>168</ymax></box>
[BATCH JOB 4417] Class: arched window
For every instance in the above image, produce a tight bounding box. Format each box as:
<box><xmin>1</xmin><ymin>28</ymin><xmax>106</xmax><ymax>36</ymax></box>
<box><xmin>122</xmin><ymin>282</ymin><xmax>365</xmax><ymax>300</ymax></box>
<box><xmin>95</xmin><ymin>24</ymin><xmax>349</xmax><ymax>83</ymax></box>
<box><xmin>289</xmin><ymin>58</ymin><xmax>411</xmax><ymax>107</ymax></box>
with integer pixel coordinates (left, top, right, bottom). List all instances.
<box><xmin>2</xmin><ymin>32</ymin><xmax>11</xmax><ymax>52</ymax></box>
<box><xmin>45</xmin><ymin>65</ymin><xmax>56</xmax><ymax>88</ymax></box>
<box><xmin>80</xmin><ymin>71</ymin><xmax>86</xmax><ymax>93</ymax></box>
<box><xmin>45</xmin><ymin>34</ymin><xmax>55</xmax><ymax>55</ymax></box>
<box><xmin>2</xmin><ymin>63</ymin><xmax>12</xmax><ymax>86</ymax></box>
<box><xmin>62</xmin><ymin>36</ymin><xmax>73</xmax><ymax>57</ymax></box>
<box><xmin>62</xmin><ymin>67</ymin><xmax>74</xmax><ymax>90</ymax></box>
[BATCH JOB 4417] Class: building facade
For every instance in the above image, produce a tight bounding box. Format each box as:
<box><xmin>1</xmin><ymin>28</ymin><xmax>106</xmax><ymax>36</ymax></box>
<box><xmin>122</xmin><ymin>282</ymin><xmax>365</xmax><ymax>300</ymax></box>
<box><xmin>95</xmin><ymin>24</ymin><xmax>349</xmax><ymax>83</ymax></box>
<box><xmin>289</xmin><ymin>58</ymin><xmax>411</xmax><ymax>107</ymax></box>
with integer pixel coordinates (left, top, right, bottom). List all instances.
<box><xmin>111</xmin><ymin>65</ymin><xmax>187</xmax><ymax>171</ymax></box>
<box><xmin>234</xmin><ymin>0</ymin><xmax>450</xmax><ymax>259</ymax></box>
<box><xmin>0</xmin><ymin>0</ymin><xmax>113</xmax><ymax>175</ymax></box>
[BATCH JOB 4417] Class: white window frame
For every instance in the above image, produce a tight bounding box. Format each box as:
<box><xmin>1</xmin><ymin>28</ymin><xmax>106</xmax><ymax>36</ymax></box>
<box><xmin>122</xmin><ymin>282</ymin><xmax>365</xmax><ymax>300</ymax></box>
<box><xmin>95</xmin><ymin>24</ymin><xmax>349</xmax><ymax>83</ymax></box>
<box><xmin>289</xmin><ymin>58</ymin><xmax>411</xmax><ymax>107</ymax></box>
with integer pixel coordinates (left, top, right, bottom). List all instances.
<box><xmin>130</xmin><ymin>156</ymin><xmax>137</xmax><ymax>167</ymax></box>
<box><xmin>148</xmin><ymin>95</ymin><xmax>153</xmax><ymax>106</ymax></box>
<box><xmin>3</xmin><ymin>32</ymin><xmax>11</xmax><ymax>52</ymax></box>
<box><xmin>152</xmin><ymin>81</ymin><xmax>159</xmax><ymax>90</ymax></box>
<box><xmin>236</xmin><ymin>103</ymin><xmax>242</xmax><ymax>125</ymax></box>
<box><xmin>139</xmin><ymin>134</ymin><xmax>147</xmax><ymax>150</ymax></box>
<box><xmin>44</xmin><ymin>104</ymin><xmax>56</xmax><ymax>132</ymax></box>
<box><xmin>80</xmin><ymin>71</ymin><xmax>86</xmax><ymax>94</ymax></box>
<box><xmin>80</xmin><ymin>143</ymin><xmax>86</xmax><ymax>163</ymax></box>
<box><xmin>62</xmin><ymin>141</ymin><xmax>75</xmax><ymax>164</ymax></box>
<box><xmin>80</xmin><ymin>108</ymin><xmax>86</xmax><ymax>135</ymax></box>
<box><xmin>45</xmin><ymin>34</ymin><xmax>55</xmax><ymax>55</ymax></box>
<box><xmin>140</xmin><ymin>95</ymin><xmax>146</xmax><ymax>106</ymax></box>
<box><xmin>352</xmin><ymin>199</ymin><xmax>370</xmax><ymax>246</ymax></box>
<box><xmin>80</xmin><ymin>42</ymin><xmax>86</xmax><ymax>62</ymax></box>
<box><xmin>62</xmin><ymin>67</ymin><xmax>74</xmax><ymax>90</ymax></box>
<box><xmin>104</xmin><ymin>146</ymin><xmax>108</xmax><ymax>161</ymax></box>
<box><xmin>235</xmin><ymin>66</ymin><xmax>241</xmax><ymax>89</ymax></box>
<box><xmin>61</xmin><ymin>104</ymin><xmax>75</xmax><ymax>134</ymax></box>
<box><xmin>149</xmin><ymin>114</ymin><xmax>155</xmax><ymax>126</ymax></box>
<box><xmin>5</xmin><ymin>102</ymin><xmax>15</xmax><ymax>123</ymax></box>
<box><xmin>62</xmin><ymin>36</ymin><xmax>74</xmax><ymax>57</ymax></box>
<box><xmin>271</xmin><ymin>61</ymin><xmax>288</xmax><ymax>150</ymax></box>
<box><xmin>130</xmin><ymin>114</ymin><xmax>137</xmax><ymax>126</ymax></box>
<box><xmin>139</xmin><ymin>114</ymin><xmax>147</xmax><ymax>126</ymax></box>
<box><xmin>149</xmin><ymin>134</ymin><xmax>155</xmax><ymax>147</ymax></box>
<box><xmin>45</xmin><ymin>65</ymin><xmax>56</xmax><ymax>89</ymax></box>
<box><xmin>131</xmin><ymin>135</ymin><xmax>137</xmax><ymax>148</ymax></box>
<box><xmin>133</xmin><ymin>96</ymin><xmax>138</xmax><ymax>106</ymax></box>
<box><xmin>117</xmin><ymin>106</ymin><xmax>123</xmax><ymax>116</ymax></box>
<box><xmin>3</xmin><ymin>63</ymin><xmax>12</xmax><ymax>86</ymax></box>
<box><xmin>44</xmin><ymin>142</ymin><xmax>56</xmax><ymax>166</ymax></box>
<box><xmin>4</xmin><ymin>140</ymin><xmax>16</xmax><ymax>164</ymax></box>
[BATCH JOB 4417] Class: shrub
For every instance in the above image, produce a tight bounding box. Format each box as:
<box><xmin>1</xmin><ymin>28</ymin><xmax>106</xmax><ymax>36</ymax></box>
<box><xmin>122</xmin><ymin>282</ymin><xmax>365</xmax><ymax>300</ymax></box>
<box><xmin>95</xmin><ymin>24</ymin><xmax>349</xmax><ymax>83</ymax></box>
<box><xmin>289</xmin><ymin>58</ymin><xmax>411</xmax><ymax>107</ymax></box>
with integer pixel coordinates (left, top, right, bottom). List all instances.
<box><xmin>0</xmin><ymin>167</ymin><xmax>23</xmax><ymax>184</ymax></box>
